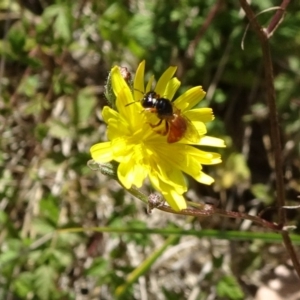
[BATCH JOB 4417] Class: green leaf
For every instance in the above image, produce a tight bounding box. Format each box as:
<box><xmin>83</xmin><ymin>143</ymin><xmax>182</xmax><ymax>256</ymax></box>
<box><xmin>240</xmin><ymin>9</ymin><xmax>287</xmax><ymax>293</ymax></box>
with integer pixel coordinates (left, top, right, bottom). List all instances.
<box><xmin>34</xmin><ymin>124</ymin><xmax>49</xmax><ymax>142</ymax></box>
<box><xmin>28</xmin><ymin>249</ymin><xmax>43</xmax><ymax>264</ymax></box>
<box><xmin>24</xmin><ymin>94</ymin><xmax>50</xmax><ymax>116</ymax></box>
<box><xmin>99</xmin><ymin>3</ymin><xmax>130</xmax><ymax>41</ymax></box>
<box><xmin>126</xmin><ymin>14</ymin><xmax>154</xmax><ymax>49</ymax></box>
<box><xmin>222</xmin><ymin>153</ymin><xmax>250</xmax><ymax>189</ymax></box>
<box><xmin>115</xmin><ymin>235</ymin><xmax>180</xmax><ymax>298</ymax></box>
<box><xmin>0</xmin><ymin>210</ymin><xmax>8</xmax><ymax>224</ymax></box>
<box><xmin>75</xmin><ymin>87</ymin><xmax>97</xmax><ymax>126</ymax></box>
<box><xmin>55</xmin><ymin>8</ymin><xmax>72</xmax><ymax>42</ymax></box>
<box><xmin>13</xmin><ymin>272</ymin><xmax>34</xmax><ymax>298</ymax></box>
<box><xmin>48</xmin><ymin>120</ymin><xmax>72</xmax><ymax>139</ymax></box>
<box><xmin>34</xmin><ymin>265</ymin><xmax>56</xmax><ymax>300</ymax></box>
<box><xmin>216</xmin><ymin>275</ymin><xmax>244</xmax><ymax>300</ymax></box>
<box><xmin>51</xmin><ymin>249</ymin><xmax>73</xmax><ymax>268</ymax></box>
<box><xmin>85</xmin><ymin>257</ymin><xmax>110</xmax><ymax>277</ymax></box>
<box><xmin>32</xmin><ymin>218</ymin><xmax>55</xmax><ymax>235</ymax></box>
<box><xmin>17</xmin><ymin>75</ymin><xmax>40</xmax><ymax>97</ymax></box>
<box><xmin>0</xmin><ymin>250</ymin><xmax>19</xmax><ymax>265</ymax></box>
<box><xmin>124</xmin><ymin>220</ymin><xmax>150</xmax><ymax>246</ymax></box>
<box><xmin>251</xmin><ymin>184</ymin><xmax>273</xmax><ymax>205</ymax></box>
<box><xmin>39</xmin><ymin>196</ymin><xmax>60</xmax><ymax>225</ymax></box>
<box><xmin>42</xmin><ymin>4</ymin><xmax>72</xmax><ymax>42</ymax></box>
<box><xmin>7</xmin><ymin>24</ymin><xmax>26</xmax><ymax>53</ymax></box>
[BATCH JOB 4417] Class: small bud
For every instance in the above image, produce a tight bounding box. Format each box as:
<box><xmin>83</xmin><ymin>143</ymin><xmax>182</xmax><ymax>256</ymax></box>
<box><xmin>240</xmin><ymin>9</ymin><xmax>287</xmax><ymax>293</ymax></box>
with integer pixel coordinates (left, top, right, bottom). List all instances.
<box><xmin>104</xmin><ymin>66</ymin><xmax>133</xmax><ymax>110</ymax></box>
<box><xmin>119</xmin><ymin>67</ymin><xmax>132</xmax><ymax>84</ymax></box>
<box><xmin>87</xmin><ymin>160</ymin><xmax>118</xmax><ymax>179</ymax></box>
<box><xmin>147</xmin><ymin>193</ymin><xmax>165</xmax><ymax>213</ymax></box>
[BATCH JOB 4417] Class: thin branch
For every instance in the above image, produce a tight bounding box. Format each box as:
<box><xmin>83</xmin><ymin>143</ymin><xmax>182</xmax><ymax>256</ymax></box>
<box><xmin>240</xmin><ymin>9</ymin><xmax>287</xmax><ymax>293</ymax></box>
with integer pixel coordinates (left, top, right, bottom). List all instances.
<box><xmin>267</xmin><ymin>0</ymin><xmax>290</xmax><ymax>36</ymax></box>
<box><xmin>241</xmin><ymin>6</ymin><xmax>281</xmax><ymax>50</ymax></box>
<box><xmin>239</xmin><ymin>0</ymin><xmax>300</xmax><ymax>279</ymax></box>
<box><xmin>158</xmin><ymin>203</ymin><xmax>283</xmax><ymax>231</ymax></box>
<box><xmin>239</xmin><ymin>0</ymin><xmax>285</xmax><ymax>226</ymax></box>
<box><xmin>186</xmin><ymin>0</ymin><xmax>224</xmax><ymax>58</ymax></box>
<box><xmin>90</xmin><ymin>161</ymin><xmax>290</xmax><ymax>232</ymax></box>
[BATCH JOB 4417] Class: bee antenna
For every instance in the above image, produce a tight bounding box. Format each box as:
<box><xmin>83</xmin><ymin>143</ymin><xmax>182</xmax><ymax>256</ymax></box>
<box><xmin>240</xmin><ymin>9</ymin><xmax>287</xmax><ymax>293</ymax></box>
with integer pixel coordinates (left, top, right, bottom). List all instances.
<box><xmin>134</xmin><ymin>88</ymin><xmax>144</xmax><ymax>95</ymax></box>
<box><xmin>125</xmin><ymin>89</ymin><xmax>145</xmax><ymax>107</ymax></box>
<box><xmin>125</xmin><ymin>101</ymin><xmax>136</xmax><ymax>107</ymax></box>
<box><xmin>125</xmin><ymin>89</ymin><xmax>146</xmax><ymax>107</ymax></box>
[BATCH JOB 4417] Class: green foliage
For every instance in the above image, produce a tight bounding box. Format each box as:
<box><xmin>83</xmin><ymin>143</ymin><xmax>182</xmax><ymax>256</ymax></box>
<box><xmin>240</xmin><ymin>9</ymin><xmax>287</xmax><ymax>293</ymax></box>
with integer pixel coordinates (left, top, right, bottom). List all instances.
<box><xmin>1</xmin><ymin>0</ymin><xmax>300</xmax><ymax>299</ymax></box>
<box><xmin>220</xmin><ymin>153</ymin><xmax>251</xmax><ymax>189</ymax></box>
<box><xmin>34</xmin><ymin>265</ymin><xmax>57</xmax><ymax>300</ymax></box>
<box><xmin>216</xmin><ymin>275</ymin><xmax>245</xmax><ymax>300</ymax></box>
<box><xmin>42</xmin><ymin>4</ymin><xmax>73</xmax><ymax>43</ymax></box>
<box><xmin>251</xmin><ymin>184</ymin><xmax>273</xmax><ymax>205</ymax></box>
<box><xmin>85</xmin><ymin>257</ymin><xmax>110</xmax><ymax>277</ymax></box>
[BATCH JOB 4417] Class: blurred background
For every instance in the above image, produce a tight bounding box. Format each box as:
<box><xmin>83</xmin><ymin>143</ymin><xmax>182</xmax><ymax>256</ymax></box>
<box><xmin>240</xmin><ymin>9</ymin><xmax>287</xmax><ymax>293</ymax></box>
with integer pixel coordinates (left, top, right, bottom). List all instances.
<box><xmin>1</xmin><ymin>0</ymin><xmax>300</xmax><ymax>299</ymax></box>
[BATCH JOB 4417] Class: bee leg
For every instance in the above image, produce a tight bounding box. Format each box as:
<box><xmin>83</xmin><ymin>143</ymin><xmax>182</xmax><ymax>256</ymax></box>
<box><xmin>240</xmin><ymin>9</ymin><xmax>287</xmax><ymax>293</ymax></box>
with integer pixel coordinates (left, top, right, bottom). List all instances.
<box><xmin>165</xmin><ymin>121</ymin><xmax>169</xmax><ymax>135</ymax></box>
<box><xmin>149</xmin><ymin>119</ymin><xmax>163</xmax><ymax>128</ymax></box>
<box><xmin>157</xmin><ymin>120</ymin><xmax>168</xmax><ymax>136</ymax></box>
<box><xmin>143</xmin><ymin>108</ymin><xmax>157</xmax><ymax>113</ymax></box>
<box><xmin>148</xmin><ymin>119</ymin><xmax>168</xmax><ymax>136</ymax></box>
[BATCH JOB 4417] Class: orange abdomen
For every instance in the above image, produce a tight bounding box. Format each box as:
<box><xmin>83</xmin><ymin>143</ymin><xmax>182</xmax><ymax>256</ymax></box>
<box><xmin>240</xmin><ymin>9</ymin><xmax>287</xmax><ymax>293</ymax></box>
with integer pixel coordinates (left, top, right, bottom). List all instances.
<box><xmin>167</xmin><ymin>116</ymin><xmax>188</xmax><ymax>143</ymax></box>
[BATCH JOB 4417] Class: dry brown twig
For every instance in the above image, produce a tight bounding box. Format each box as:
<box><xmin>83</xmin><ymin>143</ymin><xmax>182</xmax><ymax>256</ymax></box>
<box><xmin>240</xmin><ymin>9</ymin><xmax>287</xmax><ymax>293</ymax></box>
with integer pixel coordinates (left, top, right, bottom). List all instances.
<box><xmin>239</xmin><ymin>0</ymin><xmax>300</xmax><ymax>279</ymax></box>
<box><xmin>90</xmin><ymin>161</ymin><xmax>294</xmax><ymax>233</ymax></box>
<box><xmin>186</xmin><ymin>0</ymin><xmax>224</xmax><ymax>58</ymax></box>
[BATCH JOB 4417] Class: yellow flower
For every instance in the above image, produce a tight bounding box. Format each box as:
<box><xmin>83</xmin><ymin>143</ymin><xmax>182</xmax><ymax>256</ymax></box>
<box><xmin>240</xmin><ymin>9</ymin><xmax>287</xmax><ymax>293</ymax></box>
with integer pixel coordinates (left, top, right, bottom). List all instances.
<box><xmin>90</xmin><ymin>61</ymin><xmax>225</xmax><ymax>211</ymax></box>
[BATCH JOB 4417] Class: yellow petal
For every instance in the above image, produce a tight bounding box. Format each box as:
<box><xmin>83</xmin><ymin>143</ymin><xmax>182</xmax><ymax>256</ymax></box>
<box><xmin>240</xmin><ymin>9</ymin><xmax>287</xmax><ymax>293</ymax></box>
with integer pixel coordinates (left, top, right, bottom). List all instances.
<box><xmin>189</xmin><ymin>150</ymin><xmax>222</xmax><ymax>165</ymax></box>
<box><xmin>90</xmin><ymin>142</ymin><xmax>113</xmax><ymax>163</ymax></box>
<box><xmin>195</xmin><ymin>171</ymin><xmax>215</xmax><ymax>185</ymax></box>
<box><xmin>111</xmin><ymin>137</ymin><xmax>132</xmax><ymax>161</ymax></box>
<box><xmin>107</xmin><ymin>119</ymin><xmax>130</xmax><ymax>140</ymax></box>
<box><xmin>111</xmin><ymin>68</ymin><xmax>142</xmax><ymax>128</ymax></box>
<box><xmin>184</xmin><ymin>108</ymin><xmax>214</xmax><ymax>123</ymax></box>
<box><xmin>118</xmin><ymin>157</ymin><xmax>134</xmax><ymax>189</ymax></box>
<box><xmin>134</xmin><ymin>61</ymin><xmax>145</xmax><ymax>101</ymax></box>
<box><xmin>155</xmin><ymin>162</ymin><xmax>187</xmax><ymax>194</ymax></box>
<box><xmin>111</xmin><ymin>66</ymin><xmax>129</xmax><ymax>97</ymax></box>
<box><xmin>164</xmin><ymin>77</ymin><xmax>181</xmax><ymax>99</ymax></box>
<box><xmin>162</xmin><ymin>190</ymin><xmax>187</xmax><ymax>211</ymax></box>
<box><xmin>199</xmin><ymin>136</ymin><xmax>226</xmax><ymax>147</ymax></box>
<box><xmin>102</xmin><ymin>106</ymin><xmax>118</xmax><ymax>123</ymax></box>
<box><xmin>174</xmin><ymin>86</ymin><xmax>206</xmax><ymax>111</ymax></box>
<box><xmin>192</xmin><ymin>121</ymin><xmax>207</xmax><ymax>136</ymax></box>
<box><xmin>155</xmin><ymin>66</ymin><xmax>177</xmax><ymax>96</ymax></box>
<box><xmin>149</xmin><ymin>174</ymin><xmax>187</xmax><ymax>211</ymax></box>
<box><xmin>116</xmin><ymin>86</ymin><xmax>143</xmax><ymax>129</ymax></box>
<box><xmin>102</xmin><ymin>106</ymin><xmax>131</xmax><ymax>139</ymax></box>
<box><xmin>117</xmin><ymin>155</ymin><xmax>148</xmax><ymax>189</ymax></box>
<box><xmin>149</xmin><ymin>143</ymin><xmax>220</xmax><ymax>183</ymax></box>
<box><xmin>146</xmin><ymin>75</ymin><xmax>155</xmax><ymax>93</ymax></box>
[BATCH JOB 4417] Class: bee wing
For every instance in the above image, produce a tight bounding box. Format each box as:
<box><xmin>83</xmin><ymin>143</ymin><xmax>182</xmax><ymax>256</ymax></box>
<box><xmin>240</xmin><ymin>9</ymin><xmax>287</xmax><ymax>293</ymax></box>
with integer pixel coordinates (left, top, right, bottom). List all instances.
<box><xmin>167</xmin><ymin>115</ymin><xmax>200</xmax><ymax>143</ymax></box>
<box><xmin>167</xmin><ymin>119</ymin><xmax>184</xmax><ymax>143</ymax></box>
<box><xmin>181</xmin><ymin>116</ymin><xmax>200</xmax><ymax>143</ymax></box>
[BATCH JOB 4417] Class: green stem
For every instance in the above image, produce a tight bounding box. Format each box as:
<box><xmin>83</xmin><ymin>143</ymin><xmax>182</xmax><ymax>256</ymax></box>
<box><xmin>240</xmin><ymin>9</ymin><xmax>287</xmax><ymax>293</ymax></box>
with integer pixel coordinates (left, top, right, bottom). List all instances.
<box><xmin>114</xmin><ymin>235</ymin><xmax>179</xmax><ymax>298</ymax></box>
<box><xmin>58</xmin><ymin>227</ymin><xmax>300</xmax><ymax>244</ymax></box>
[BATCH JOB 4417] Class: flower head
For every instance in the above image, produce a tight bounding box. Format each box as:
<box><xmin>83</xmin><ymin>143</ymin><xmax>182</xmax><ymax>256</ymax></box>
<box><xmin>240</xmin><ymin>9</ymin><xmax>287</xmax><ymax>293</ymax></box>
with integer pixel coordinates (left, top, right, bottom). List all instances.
<box><xmin>90</xmin><ymin>61</ymin><xmax>225</xmax><ymax>211</ymax></box>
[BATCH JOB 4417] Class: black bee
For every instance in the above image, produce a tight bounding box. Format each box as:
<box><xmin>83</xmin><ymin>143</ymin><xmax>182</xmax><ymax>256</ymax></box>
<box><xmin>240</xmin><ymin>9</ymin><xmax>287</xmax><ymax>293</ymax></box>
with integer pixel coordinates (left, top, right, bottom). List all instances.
<box><xmin>128</xmin><ymin>91</ymin><xmax>199</xmax><ymax>143</ymax></box>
